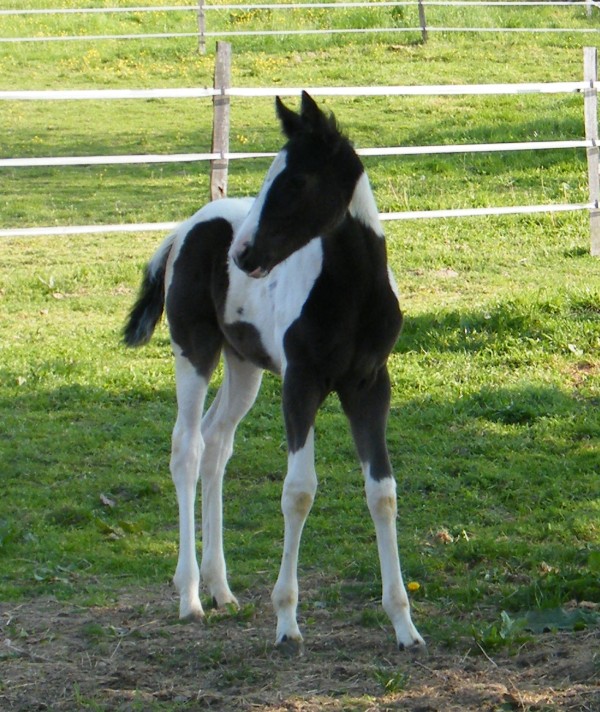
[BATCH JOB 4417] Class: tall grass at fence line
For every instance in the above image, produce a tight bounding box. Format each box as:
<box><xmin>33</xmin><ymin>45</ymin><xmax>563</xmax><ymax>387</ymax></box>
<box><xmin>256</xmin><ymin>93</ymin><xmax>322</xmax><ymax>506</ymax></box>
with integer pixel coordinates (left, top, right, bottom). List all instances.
<box><xmin>2</xmin><ymin>1</ymin><xmax>599</xmax><ymax>49</ymax></box>
<box><xmin>428</xmin><ymin>2</ymin><xmax>600</xmax><ymax>31</ymax></box>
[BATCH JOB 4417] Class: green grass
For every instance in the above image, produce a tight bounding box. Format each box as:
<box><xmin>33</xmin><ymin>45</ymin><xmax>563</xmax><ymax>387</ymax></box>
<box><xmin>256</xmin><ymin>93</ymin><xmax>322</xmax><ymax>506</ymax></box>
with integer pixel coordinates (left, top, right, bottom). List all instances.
<box><xmin>0</xmin><ymin>1</ymin><xmax>599</xmax><ymax>649</ymax></box>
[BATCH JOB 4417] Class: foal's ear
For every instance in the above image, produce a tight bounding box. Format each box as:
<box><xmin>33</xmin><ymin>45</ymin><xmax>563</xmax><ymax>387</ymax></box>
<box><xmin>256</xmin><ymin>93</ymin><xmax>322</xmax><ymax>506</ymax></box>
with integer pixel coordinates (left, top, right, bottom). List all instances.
<box><xmin>276</xmin><ymin>96</ymin><xmax>303</xmax><ymax>138</ymax></box>
<box><xmin>300</xmin><ymin>91</ymin><xmax>323</xmax><ymax>127</ymax></box>
<box><xmin>300</xmin><ymin>91</ymin><xmax>339</xmax><ymax>140</ymax></box>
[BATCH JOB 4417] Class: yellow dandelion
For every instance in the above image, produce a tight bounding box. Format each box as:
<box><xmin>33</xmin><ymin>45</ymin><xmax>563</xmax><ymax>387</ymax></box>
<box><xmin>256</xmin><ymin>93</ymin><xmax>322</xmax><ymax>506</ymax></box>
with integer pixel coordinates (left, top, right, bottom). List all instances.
<box><xmin>407</xmin><ymin>581</ymin><xmax>420</xmax><ymax>592</ymax></box>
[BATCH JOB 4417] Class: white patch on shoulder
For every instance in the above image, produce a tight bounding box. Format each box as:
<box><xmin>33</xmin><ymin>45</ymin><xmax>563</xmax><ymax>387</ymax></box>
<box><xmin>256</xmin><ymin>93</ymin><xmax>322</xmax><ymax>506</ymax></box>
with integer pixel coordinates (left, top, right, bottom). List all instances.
<box><xmin>348</xmin><ymin>172</ymin><xmax>384</xmax><ymax>238</ymax></box>
<box><xmin>387</xmin><ymin>265</ymin><xmax>400</xmax><ymax>300</ymax></box>
<box><xmin>224</xmin><ymin>237</ymin><xmax>324</xmax><ymax>373</ymax></box>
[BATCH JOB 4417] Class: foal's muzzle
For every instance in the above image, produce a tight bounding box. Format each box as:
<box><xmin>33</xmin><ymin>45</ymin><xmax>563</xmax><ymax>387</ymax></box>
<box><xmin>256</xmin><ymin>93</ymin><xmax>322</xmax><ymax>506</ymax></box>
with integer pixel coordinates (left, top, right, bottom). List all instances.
<box><xmin>233</xmin><ymin>242</ymin><xmax>269</xmax><ymax>279</ymax></box>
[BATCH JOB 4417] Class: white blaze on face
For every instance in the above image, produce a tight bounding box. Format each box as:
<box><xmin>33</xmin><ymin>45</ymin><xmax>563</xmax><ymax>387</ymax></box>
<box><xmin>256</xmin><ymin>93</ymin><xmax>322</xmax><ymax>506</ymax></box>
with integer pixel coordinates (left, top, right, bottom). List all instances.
<box><xmin>229</xmin><ymin>149</ymin><xmax>288</xmax><ymax>261</ymax></box>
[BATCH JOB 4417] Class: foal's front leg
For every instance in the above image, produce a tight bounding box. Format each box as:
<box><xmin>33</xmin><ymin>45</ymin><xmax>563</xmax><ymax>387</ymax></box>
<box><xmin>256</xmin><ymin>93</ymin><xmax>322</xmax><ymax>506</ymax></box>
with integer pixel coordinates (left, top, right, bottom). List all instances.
<box><xmin>339</xmin><ymin>368</ymin><xmax>425</xmax><ymax>650</ymax></box>
<box><xmin>271</xmin><ymin>370</ymin><xmax>323</xmax><ymax>649</ymax></box>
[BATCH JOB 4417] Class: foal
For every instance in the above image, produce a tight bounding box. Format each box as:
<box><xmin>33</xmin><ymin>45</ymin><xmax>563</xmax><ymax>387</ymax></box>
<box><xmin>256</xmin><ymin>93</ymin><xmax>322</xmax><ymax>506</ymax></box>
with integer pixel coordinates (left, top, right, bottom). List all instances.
<box><xmin>124</xmin><ymin>92</ymin><xmax>424</xmax><ymax>651</ymax></box>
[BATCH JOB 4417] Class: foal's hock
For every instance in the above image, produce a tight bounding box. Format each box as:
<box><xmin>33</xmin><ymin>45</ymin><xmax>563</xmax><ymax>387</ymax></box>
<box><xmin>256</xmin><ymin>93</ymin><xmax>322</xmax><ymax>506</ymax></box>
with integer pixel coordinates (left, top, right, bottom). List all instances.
<box><xmin>124</xmin><ymin>92</ymin><xmax>425</xmax><ymax>651</ymax></box>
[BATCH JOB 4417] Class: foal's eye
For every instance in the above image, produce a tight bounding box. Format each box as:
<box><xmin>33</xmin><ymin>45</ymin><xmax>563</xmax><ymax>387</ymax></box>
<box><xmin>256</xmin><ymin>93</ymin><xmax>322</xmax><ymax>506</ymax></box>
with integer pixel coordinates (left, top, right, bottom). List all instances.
<box><xmin>288</xmin><ymin>174</ymin><xmax>307</xmax><ymax>192</ymax></box>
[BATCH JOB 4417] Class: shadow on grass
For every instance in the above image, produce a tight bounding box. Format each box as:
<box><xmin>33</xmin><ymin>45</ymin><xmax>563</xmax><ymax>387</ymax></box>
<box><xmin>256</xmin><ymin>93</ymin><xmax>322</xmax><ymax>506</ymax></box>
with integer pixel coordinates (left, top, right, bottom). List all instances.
<box><xmin>0</xmin><ymin>358</ymin><xmax>597</xmax><ymax>600</ymax></box>
<box><xmin>396</xmin><ymin>289</ymin><xmax>599</xmax><ymax>356</ymax></box>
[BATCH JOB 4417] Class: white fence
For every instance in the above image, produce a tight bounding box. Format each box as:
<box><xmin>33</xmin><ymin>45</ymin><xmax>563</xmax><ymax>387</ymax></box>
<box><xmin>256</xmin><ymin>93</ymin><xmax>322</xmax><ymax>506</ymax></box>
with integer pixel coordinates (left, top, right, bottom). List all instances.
<box><xmin>1</xmin><ymin>1</ymin><xmax>599</xmax><ymax>46</ymax></box>
<box><xmin>1</xmin><ymin>45</ymin><xmax>599</xmax><ymax>255</ymax></box>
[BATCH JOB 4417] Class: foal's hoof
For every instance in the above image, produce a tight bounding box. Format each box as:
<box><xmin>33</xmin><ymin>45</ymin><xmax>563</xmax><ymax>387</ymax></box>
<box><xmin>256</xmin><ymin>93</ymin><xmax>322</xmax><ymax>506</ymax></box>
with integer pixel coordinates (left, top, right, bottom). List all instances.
<box><xmin>398</xmin><ymin>637</ymin><xmax>427</xmax><ymax>655</ymax></box>
<box><xmin>211</xmin><ymin>594</ymin><xmax>240</xmax><ymax>611</ymax></box>
<box><xmin>179</xmin><ymin>609</ymin><xmax>205</xmax><ymax>624</ymax></box>
<box><xmin>276</xmin><ymin>634</ymin><xmax>304</xmax><ymax>657</ymax></box>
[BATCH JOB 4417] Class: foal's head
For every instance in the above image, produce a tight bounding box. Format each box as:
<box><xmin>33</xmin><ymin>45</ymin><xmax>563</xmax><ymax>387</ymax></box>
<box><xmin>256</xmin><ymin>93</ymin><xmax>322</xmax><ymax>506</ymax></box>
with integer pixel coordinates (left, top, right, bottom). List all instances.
<box><xmin>230</xmin><ymin>91</ymin><xmax>366</xmax><ymax>278</ymax></box>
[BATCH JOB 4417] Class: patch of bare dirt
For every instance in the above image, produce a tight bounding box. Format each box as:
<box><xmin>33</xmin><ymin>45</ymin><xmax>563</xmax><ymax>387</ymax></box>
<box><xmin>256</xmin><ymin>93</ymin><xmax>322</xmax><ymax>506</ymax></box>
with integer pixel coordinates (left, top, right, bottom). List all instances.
<box><xmin>1</xmin><ymin>585</ymin><xmax>598</xmax><ymax>711</ymax></box>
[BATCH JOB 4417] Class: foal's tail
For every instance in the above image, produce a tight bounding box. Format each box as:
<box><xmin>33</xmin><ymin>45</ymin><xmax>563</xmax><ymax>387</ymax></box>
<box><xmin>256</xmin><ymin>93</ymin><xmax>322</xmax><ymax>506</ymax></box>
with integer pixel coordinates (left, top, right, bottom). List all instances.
<box><xmin>123</xmin><ymin>231</ymin><xmax>176</xmax><ymax>347</ymax></box>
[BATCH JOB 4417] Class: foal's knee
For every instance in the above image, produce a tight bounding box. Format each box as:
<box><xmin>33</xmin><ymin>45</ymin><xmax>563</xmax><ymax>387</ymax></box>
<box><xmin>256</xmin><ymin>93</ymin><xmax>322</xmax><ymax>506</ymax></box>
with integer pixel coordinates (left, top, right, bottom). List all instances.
<box><xmin>282</xmin><ymin>488</ymin><xmax>314</xmax><ymax>519</ymax></box>
<box><xmin>365</xmin><ymin>475</ymin><xmax>397</xmax><ymax>522</ymax></box>
<box><xmin>281</xmin><ymin>475</ymin><xmax>317</xmax><ymax>522</ymax></box>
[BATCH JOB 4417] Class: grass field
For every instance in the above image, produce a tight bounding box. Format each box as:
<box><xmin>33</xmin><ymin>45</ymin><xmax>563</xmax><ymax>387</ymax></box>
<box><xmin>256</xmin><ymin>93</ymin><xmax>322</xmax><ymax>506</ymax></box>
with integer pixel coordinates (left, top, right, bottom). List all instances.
<box><xmin>1</xmin><ymin>3</ymin><xmax>599</xmax><ymax>710</ymax></box>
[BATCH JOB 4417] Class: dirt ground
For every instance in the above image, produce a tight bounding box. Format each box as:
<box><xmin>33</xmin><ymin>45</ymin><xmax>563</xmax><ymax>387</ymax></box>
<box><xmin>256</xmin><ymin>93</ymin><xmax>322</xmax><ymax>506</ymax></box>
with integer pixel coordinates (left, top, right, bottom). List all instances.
<box><xmin>1</xmin><ymin>583</ymin><xmax>598</xmax><ymax>712</ymax></box>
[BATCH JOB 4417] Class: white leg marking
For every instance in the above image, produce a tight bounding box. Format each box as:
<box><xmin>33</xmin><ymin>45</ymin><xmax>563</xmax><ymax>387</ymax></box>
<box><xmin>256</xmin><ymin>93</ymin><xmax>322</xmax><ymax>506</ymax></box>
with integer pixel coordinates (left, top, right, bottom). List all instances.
<box><xmin>199</xmin><ymin>350</ymin><xmax>262</xmax><ymax>607</ymax></box>
<box><xmin>272</xmin><ymin>429</ymin><xmax>317</xmax><ymax>645</ymax></box>
<box><xmin>364</xmin><ymin>470</ymin><xmax>425</xmax><ymax>649</ymax></box>
<box><xmin>171</xmin><ymin>353</ymin><xmax>208</xmax><ymax>620</ymax></box>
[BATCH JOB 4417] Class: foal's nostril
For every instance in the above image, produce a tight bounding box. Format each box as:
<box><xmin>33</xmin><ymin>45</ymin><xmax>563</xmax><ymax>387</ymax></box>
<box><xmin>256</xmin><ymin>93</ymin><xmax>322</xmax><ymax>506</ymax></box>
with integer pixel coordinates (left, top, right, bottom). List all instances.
<box><xmin>233</xmin><ymin>240</ymin><xmax>269</xmax><ymax>277</ymax></box>
<box><xmin>233</xmin><ymin>242</ymin><xmax>251</xmax><ymax>270</ymax></box>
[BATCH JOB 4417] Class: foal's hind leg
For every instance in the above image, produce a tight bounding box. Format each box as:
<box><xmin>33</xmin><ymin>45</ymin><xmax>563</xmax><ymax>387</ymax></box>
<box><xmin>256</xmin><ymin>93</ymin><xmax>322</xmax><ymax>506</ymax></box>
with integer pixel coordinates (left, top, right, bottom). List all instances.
<box><xmin>339</xmin><ymin>368</ymin><xmax>425</xmax><ymax>650</ymax></box>
<box><xmin>199</xmin><ymin>346</ymin><xmax>262</xmax><ymax>608</ymax></box>
<box><xmin>171</xmin><ymin>348</ymin><xmax>213</xmax><ymax>620</ymax></box>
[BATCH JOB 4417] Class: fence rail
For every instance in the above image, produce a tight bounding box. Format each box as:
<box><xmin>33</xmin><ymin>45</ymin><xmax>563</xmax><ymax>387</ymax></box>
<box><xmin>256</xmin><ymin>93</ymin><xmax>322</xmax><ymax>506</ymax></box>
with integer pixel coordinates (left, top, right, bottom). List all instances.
<box><xmin>3</xmin><ymin>202</ymin><xmax>594</xmax><ymax>240</ymax></box>
<box><xmin>2</xmin><ymin>27</ymin><xmax>599</xmax><ymax>45</ymax></box>
<box><xmin>0</xmin><ymin>80</ymin><xmax>593</xmax><ymax>102</ymax></box>
<box><xmin>0</xmin><ymin>140</ymin><xmax>594</xmax><ymax>169</ymax></box>
<box><xmin>1</xmin><ymin>45</ymin><xmax>599</xmax><ymax>256</ymax></box>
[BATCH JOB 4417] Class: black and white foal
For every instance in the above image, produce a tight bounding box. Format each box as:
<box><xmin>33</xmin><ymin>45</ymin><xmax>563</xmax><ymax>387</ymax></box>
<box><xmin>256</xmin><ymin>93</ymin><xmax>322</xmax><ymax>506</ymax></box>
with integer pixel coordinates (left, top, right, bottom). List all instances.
<box><xmin>124</xmin><ymin>92</ymin><xmax>424</xmax><ymax>651</ymax></box>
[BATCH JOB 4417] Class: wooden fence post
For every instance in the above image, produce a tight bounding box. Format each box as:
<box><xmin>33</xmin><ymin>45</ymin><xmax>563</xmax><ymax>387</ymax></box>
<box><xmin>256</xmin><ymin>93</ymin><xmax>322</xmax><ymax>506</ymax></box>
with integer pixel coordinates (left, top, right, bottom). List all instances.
<box><xmin>418</xmin><ymin>0</ymin><xmax>428</xmax><ymax>43</ymax></box>
<box><xmin>198</xmin><ymin>0</ymin><xmax>206</xmax><ymax>54</ymax></box>
<box><xmin>584</xmin><ymin>46</ymin><xmax>600</xmax><ymax>256</ymax></box>
<box><xmin>211</xmin><ymin>42</ymin><xmax>231</xmax><ymax>201</ymax></box>
<box><xmin>197</xmin><ymin>0</ymin><xmax>206</xmax><ymax>54</ymax></box>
